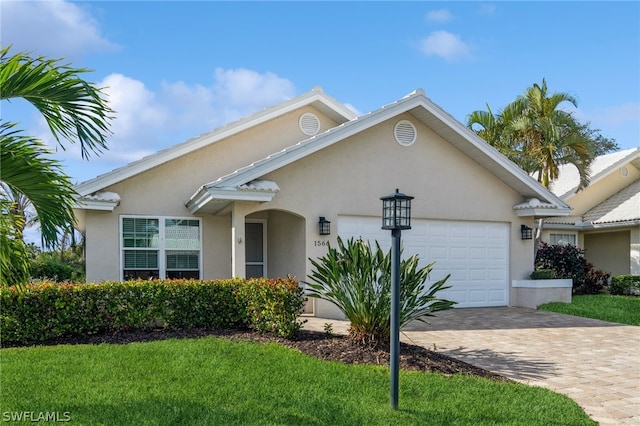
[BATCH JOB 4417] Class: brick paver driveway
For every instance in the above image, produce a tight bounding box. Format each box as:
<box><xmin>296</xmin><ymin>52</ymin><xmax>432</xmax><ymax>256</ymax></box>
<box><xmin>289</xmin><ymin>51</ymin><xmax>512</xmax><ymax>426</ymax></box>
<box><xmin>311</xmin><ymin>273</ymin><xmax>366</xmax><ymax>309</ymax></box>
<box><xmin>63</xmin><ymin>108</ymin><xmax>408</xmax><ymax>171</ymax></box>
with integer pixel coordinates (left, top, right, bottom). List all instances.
<box><xmin>303</xmin><ymin>307</ymin><xmax>639</xmax><ymax>426</ymax></box>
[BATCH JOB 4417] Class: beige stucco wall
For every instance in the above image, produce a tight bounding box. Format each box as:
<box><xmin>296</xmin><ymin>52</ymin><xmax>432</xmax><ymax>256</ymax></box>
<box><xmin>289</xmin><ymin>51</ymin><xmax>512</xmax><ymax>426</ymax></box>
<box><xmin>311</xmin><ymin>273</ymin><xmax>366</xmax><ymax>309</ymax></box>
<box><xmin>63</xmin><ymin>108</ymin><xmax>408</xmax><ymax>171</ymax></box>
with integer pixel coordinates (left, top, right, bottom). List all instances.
<box><xmin>257</xmin><ymin>113</ymin><xmax>534</xmax><ymax>306</ymax></box>
<box><xmin>584</xmin><ymin>230</ymin><xmax>632</xmax><ymax>276</ymax></box>
<box><xmin>82</xmin><ymin>106</ymin><xmax>340</xmax><ymax>281</ymax></box>
<box><xmin>541</xmin><ymin>162</ymin><xmax>640</xmax><ymax>277</ymax></box>
<box><xmin>85</xmin><ymin>210</ymin><xmax>120</xmax><ymax>282</ymax></box>
<box><xmin>83</xmin><ymin>109</ymin><xmax>537</xmax><ymax>314</ymax></box>
<box><xmin>565</xmin><ymin>164</ymin><xmax>640</xmax><ymax>216</ymax></box>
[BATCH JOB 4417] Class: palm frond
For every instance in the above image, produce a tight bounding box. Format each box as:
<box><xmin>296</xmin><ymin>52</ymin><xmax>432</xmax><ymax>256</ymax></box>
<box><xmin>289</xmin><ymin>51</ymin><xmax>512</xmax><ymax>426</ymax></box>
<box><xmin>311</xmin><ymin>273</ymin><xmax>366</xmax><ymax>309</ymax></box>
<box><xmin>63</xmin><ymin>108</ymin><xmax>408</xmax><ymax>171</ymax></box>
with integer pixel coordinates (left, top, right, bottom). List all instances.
<box><xmin>0</xmin><ymin>122</ymin><xmax>76</xmax><ymax>247</ymax></box>
<box><xmin>0</xmin><ymin>46</ymin><xmax>114</xmax><ymax>159</ymax></box>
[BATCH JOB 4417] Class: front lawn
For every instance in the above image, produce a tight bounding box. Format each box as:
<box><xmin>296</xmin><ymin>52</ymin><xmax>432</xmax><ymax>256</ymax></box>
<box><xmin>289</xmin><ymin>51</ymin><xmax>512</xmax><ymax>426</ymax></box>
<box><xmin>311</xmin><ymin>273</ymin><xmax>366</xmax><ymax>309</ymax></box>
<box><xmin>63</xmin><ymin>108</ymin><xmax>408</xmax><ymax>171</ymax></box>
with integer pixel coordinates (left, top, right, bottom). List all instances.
<box><xmin>539</xmin><ymin>294</ymin><xmax>640</xmax><ymax>326</ymax></box>
<box><xmin>0</xmin><ymin>337</ymin><xmax>595</xmax><ymax>425</ymax></box>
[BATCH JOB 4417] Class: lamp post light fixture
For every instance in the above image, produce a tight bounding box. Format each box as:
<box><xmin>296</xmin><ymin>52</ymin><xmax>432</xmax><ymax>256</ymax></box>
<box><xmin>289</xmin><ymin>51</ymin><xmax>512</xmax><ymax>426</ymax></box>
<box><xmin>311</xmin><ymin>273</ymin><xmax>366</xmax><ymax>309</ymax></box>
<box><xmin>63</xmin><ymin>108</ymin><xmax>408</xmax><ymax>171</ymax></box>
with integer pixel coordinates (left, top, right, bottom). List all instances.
<box><xmin>380</xmin><ymin>189</ymin><xmax>413</xmax><ymax>410</ymax></box>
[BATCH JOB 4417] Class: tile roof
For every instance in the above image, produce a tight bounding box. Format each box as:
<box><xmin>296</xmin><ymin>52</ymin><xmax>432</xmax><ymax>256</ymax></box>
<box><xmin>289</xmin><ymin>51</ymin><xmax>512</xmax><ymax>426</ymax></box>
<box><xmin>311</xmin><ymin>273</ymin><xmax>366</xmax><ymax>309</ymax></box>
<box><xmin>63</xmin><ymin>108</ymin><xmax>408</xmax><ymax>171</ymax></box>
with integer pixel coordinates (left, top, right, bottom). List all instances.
<box><xmin>549</xmin><ymin>147</ymin><xmax>640</xmax><ymax>198</ymax></box>
<box><xmin>583</xmin><ymin>179</ymin><xmax>640</xmax><ymax>225</ymax></box>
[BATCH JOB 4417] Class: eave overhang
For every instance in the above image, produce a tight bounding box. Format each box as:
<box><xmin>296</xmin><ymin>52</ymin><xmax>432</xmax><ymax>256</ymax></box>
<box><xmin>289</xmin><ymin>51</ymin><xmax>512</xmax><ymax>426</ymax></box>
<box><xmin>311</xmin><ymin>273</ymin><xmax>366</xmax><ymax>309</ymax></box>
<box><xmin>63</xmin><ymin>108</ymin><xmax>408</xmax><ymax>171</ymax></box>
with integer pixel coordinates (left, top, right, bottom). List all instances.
<box><xmin>513</xmin><ymin>198</ymin><xmax>572</xmax><ymax>218</ymax></box>
<box><xmin>187</xmin><ymin>180</ymin><xmax>279</xmax><ymax>214</ymax></box>
<box><xmin>73</xmin><ymin>191</ymin><xmax>121</xmax><ymax>211</ymax></box>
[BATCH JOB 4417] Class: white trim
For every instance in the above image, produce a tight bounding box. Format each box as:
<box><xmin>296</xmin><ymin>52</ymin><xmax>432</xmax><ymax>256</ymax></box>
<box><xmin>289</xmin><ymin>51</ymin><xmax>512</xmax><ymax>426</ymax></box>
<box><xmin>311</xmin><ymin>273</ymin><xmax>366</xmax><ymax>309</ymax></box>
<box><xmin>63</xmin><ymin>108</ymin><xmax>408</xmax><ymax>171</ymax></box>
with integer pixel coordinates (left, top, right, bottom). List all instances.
<box><xmin>394</xmin><ymin>119</ymin><xmax>416</xmax><ymax>146</ymax></box>
<box><xmin>512</xmin><ymin>279</ymin><xmax>573</xmax><ymax>289</ymax></box>
<box><xmin>74</xmin><ymin>198</ymin><xmax>119</xmax><ymax>211</ymax></box>
<box><xmin>299</xmin><ymin>112</ymin><xmax>320</xmax><ymax>136</ymax></box>
<box><xmin>187</xmin><ymin>186</ymin><xmax>278</xmax><ymax>214</ymax></box>
<box><xmin>196</xmin><ymin>91</ymin><xmax>570</xmax><ymax>214</ymax></box>
<box><xmin>119</xmin><ymin>215</ymin><xmax>202</xmax><ymax>281</ymax></box>
<box><xmin>549</xmin><ymin>232</ymin><xmax>578</xmax><ymax>246</ymax></box>
<box><xmin>75</xmin><ymin>88</ymin><xmax>356</xmax><ymax>197</ymax></box>
<box><xmin>559</xmin><ymin>148</ymin><xmax>640</xmax><ymax>200</ymax></box>
<box><xmin>515</xmin><ymin>207</ymin><xmax>572</xmax><ymax>217</ymax></box>
<box><xmin>245</xmin><ymin>219</ymin><xmax>267</xmax><ymax>277</ymax></box>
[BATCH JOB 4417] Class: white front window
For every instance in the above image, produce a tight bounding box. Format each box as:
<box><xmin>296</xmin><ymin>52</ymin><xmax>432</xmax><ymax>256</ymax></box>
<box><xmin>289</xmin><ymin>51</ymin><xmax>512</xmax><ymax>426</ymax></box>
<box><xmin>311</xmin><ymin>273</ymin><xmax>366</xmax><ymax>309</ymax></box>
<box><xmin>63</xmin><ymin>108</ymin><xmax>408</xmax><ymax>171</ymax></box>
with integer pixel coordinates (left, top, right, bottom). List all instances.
<box><xmin>121</xmin><ymin>216</ymin><xmax>201</xmax><ymax>280</ymax></box>
<box><xmin>550</xmin><ymin>233</ymin><xmax>577</xmax><ymax>246</ymax></box>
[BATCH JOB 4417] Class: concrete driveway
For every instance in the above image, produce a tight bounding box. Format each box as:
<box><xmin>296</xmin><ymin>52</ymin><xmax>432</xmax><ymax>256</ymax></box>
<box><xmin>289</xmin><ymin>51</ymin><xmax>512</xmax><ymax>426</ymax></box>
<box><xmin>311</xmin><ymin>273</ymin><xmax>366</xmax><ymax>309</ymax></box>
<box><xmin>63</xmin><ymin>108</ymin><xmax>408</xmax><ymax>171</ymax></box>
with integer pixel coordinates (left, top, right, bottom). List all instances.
<box><xmin>303</xmin><ymin>307</ymin><xmax>639</xmax><ymax>426</ymax></box>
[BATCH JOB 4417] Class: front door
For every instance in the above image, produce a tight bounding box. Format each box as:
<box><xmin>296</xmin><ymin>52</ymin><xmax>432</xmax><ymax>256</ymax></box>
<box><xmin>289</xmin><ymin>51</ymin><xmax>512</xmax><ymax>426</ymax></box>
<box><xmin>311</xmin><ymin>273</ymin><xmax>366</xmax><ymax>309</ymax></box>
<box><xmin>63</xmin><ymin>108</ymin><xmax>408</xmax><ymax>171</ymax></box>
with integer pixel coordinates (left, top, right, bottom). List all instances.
<box><xmin>245</xmin><ymin>222</ymin><xmax>265</xmax><ymax>278</ymax></box>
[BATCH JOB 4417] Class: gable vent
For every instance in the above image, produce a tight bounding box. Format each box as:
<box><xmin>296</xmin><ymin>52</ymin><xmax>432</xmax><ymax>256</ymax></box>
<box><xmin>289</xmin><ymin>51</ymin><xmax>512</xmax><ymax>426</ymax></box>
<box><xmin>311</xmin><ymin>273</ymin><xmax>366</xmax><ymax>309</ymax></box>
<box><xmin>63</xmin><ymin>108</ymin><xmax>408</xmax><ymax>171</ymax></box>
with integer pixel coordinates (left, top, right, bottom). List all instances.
<box><xmin>394</xmin><ymin>120</ymin><xmax>416</xmax><ymax>146</ymax></box>
<box><xmin>299</xmin><ymin>112</ymin><xmax>320</xmax><ymax>136</ymax></box>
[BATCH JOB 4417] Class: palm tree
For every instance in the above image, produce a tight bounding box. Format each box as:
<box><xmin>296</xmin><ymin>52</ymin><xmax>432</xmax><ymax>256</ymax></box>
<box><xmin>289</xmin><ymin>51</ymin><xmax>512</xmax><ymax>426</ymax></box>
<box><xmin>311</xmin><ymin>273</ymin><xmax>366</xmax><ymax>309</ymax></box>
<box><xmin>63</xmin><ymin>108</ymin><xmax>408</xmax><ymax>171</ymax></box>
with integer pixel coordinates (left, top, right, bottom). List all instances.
<box><xmin>507</xmin><ymin>79</ymin><xmax>594</xmax><ymax>190</ymax></box>
<box><xmin>467</xmin><ymin>79</ymin><xmax>604</xmax><ymax>255</ymax></box>
<box><xmin>467</xmin><ymin>79</ymin><xmax>596</xmax><ymax>190</ymax></box>
<box><xmin>0</xmin><ymin>46</ymin><xmax>113</xmax><ymax>286</ymax></box>
<box><xmin>1</xmin><ymin>182</ymin><xmax>38</xmax><ymax>241</ymax></box>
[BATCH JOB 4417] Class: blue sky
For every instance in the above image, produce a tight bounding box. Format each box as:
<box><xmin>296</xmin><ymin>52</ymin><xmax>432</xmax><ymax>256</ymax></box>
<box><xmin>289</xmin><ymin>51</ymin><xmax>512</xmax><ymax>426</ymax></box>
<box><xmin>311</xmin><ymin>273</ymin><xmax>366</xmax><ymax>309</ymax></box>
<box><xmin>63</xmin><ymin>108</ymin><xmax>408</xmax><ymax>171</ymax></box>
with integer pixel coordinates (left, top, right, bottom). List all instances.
<box><xmin>2</xmin><ymin>1</ymin><xmax>639</xmax><ymax>186</ymax></box>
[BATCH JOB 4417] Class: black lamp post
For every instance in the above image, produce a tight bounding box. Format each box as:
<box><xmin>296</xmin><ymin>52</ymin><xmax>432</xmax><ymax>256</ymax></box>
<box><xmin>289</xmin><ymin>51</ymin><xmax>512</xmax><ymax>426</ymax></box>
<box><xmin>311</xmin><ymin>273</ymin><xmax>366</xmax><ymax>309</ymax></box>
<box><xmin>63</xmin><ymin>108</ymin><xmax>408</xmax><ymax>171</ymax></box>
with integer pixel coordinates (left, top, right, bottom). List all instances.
<box><xmin>380</xmin><ymin>188</ymin><xmax>413</xmax><ymax>410</ymax></box>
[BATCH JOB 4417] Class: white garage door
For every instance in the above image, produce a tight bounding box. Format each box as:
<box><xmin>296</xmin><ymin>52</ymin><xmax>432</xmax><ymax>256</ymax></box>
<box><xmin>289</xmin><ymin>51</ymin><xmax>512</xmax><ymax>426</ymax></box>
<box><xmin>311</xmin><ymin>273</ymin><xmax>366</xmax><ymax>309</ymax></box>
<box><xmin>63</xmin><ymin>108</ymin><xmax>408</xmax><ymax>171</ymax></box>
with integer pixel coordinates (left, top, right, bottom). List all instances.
<box><xmin>338</xmin><ymin>216</ymin><xmax>509</xmax><ymax>308</ymax></box>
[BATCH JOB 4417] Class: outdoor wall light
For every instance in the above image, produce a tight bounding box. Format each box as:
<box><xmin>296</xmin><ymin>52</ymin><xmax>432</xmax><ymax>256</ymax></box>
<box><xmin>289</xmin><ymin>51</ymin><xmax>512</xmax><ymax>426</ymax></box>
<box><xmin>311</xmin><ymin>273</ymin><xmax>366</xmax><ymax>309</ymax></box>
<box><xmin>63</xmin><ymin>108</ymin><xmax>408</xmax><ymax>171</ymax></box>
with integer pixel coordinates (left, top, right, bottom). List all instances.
<box><xmin>318</xmin><ymin>216</ymin><xmax>331</xmax><ymax>236</ymax></box>
<box><xmin>521</xmin><ymin>224</ymin><xmax>533</xmax><ymax>240</ymax></box>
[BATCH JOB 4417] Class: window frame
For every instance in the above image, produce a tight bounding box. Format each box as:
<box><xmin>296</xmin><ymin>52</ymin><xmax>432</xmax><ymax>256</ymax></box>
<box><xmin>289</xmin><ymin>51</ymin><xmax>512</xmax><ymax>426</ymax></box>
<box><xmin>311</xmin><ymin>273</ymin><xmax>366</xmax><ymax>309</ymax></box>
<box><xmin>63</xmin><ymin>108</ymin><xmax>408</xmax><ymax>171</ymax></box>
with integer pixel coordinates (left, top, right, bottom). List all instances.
<box><xmin>245</xmin><ymin>219</ymin><xmax>267</xmax><ymax>278</ymax></box>
<box><xmin>549</xmin><ymin>233</ymin><xmax>577</xmax><ymax>246</ymax></box>
<box><xmin>120</xmin><ymin>215</ymin><xmax>202</xmax><ymax>281</ymax></box>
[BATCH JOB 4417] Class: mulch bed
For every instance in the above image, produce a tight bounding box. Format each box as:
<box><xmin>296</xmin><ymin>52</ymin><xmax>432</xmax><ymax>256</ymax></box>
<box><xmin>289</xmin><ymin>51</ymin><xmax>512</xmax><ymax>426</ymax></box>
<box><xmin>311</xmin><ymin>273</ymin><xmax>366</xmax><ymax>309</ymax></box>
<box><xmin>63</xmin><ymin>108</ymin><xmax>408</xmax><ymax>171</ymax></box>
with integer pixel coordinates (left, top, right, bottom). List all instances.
<box><xmin>2</xmin><ymin>327</ymin><xmax>507</xmax><ymax>382</ymax></box>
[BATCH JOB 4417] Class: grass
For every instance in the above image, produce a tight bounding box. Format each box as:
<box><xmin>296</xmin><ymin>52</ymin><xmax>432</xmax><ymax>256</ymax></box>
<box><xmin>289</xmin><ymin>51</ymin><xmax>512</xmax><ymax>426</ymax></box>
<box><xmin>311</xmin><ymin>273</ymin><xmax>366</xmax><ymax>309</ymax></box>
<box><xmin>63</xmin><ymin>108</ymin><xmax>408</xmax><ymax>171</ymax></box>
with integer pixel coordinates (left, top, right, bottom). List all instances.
<box><xmin>539</xmin><ymin>294</ymin><xmax>640</xmax><ymax>326</ymax></box>
<box><xmin>0</xmin><ymin>337</ymin><xmax>595</xmax><ymax>425</ymax></box>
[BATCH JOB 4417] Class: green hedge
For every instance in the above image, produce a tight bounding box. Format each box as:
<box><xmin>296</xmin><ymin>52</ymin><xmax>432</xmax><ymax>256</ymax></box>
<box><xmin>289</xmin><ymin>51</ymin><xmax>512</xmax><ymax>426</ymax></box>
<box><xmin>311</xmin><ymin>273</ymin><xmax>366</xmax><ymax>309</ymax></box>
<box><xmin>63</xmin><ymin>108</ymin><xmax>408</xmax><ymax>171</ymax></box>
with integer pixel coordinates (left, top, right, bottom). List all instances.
<box><xmin>0</xmin><ymin>278</ymin><xmax>305</xmax><ymax>344</ymax></box>
<box><xmin>609</xmin><ymin>275</ymin><xmax>640</xmax><ymax>296</ymax></box>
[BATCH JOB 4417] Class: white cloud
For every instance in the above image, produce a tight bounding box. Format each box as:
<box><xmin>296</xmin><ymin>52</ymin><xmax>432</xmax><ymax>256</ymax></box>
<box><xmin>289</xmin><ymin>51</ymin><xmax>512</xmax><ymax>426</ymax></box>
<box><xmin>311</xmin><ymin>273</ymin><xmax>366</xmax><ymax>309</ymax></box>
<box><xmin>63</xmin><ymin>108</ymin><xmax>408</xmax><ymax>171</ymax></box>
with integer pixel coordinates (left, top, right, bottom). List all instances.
<box><xmin>0</xmin><ymin>0</ymin><xmax>117</xmax><ymax>58</ymax></box>
<box><xmin>212</xmin><ymin>68</ymin><xmax>296</xmax><ymax>122</ymax></box>
<box><xmin>34</xmin><ymin>68</ymin><xmax>297</xmax><ymax>179</ymax></box>
<box><xmin>425</xmin><ymin>9</ymin><xmax>453</xmax><ymax>23</ymax></box>
<box><xmin>419</xmin><ymin>31</ymin><xmax>472</xmax><ymax>62</ymax></box>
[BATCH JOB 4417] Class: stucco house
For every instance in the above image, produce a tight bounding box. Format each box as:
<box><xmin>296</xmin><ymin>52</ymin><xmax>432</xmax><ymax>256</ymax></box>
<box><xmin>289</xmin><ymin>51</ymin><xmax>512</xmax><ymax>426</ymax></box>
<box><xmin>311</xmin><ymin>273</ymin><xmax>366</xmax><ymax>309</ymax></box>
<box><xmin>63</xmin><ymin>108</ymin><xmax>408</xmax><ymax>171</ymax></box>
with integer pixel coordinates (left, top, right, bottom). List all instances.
<box><xmin>544</xmin><ymin>147</ymin><xmax>640</xmax><ymax>276</ymax></box>
<box><xmin>73</xmin><ymin>87</ymin><xmax>572</xmax><ymax>317</ymax></box>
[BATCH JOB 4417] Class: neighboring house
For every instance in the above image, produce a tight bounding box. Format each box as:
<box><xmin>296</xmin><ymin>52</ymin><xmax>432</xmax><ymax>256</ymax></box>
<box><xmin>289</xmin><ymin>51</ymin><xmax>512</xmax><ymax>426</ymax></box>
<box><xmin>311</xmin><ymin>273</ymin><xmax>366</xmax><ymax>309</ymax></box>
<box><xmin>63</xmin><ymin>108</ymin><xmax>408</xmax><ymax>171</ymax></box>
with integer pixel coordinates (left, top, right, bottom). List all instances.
<box><xmin>545</xmin><ymin>148</ymin><xmax>640</xmax><ymax>276</ymax></box>
<box><xmin>73</xmin><ymin>87</ymin><xmax>571</xmax><ymax>317</ymax></box>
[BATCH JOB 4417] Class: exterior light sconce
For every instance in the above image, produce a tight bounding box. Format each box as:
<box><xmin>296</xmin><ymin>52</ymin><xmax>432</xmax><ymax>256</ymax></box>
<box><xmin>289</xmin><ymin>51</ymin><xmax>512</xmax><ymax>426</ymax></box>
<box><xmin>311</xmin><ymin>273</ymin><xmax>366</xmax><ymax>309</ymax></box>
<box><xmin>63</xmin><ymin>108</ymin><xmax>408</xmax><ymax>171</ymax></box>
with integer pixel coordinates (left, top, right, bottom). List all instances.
<box><xmin>318</xmin><ymin>217</ymin><xmax>331</xmax><ymax>236</ymax></box>
<box><xmin>521</xmin><ymin>224</ymin><xmax>533</xmax><ymax>240</ymax></box>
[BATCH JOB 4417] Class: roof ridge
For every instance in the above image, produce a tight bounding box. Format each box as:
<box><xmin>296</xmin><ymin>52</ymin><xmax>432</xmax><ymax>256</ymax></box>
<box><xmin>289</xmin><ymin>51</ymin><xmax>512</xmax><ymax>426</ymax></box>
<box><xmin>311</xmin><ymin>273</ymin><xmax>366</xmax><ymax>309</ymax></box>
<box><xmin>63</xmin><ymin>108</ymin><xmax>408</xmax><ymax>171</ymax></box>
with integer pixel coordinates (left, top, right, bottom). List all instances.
<box><xmin>75</xmin><ymin>87</ymin><xmax>356</xmax><ymax>196</ymax></box>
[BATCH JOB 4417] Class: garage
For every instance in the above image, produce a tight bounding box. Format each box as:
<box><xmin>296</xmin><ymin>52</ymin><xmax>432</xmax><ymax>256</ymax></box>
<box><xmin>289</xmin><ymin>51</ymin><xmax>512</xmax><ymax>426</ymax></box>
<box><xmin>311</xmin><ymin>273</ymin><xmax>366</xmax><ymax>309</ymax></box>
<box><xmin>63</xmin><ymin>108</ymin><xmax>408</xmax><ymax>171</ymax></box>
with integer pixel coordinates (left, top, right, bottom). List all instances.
<box><xmin>337</xmin><ymin>216</ymin><xmax>509</xmax><ymax>308</ymax></box>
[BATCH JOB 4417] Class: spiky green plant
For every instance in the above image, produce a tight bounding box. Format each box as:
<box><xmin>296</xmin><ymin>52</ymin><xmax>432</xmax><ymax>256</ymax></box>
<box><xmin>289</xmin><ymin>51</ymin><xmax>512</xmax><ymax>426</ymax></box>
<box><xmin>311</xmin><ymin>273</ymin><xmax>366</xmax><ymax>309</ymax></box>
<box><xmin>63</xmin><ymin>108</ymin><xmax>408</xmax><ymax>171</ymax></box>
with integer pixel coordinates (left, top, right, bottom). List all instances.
<box><xmin>305</xmin><ymin>237</ymin><xmax>455</xmax><ymax>345</ymax></box>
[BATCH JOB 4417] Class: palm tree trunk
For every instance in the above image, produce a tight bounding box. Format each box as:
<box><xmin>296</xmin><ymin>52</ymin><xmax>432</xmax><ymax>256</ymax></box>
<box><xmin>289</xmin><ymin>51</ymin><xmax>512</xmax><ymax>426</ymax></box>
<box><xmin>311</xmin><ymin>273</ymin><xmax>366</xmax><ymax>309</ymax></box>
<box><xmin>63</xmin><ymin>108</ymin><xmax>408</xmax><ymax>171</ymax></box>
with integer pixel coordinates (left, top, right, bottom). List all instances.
<box><xmin>534</xmin><ymin>218</ymin><xmax>545</xmax><ymax>260</ymax></box>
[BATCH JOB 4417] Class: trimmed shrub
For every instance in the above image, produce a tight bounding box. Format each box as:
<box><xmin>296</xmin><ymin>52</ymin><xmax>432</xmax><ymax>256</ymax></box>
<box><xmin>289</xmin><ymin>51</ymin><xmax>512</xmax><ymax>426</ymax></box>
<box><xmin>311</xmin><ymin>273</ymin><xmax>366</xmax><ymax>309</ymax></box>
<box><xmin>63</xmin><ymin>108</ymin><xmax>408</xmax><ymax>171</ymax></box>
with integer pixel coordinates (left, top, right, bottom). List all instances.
<box><xmin>237</xmin><ymin>277</ymin><xmax>306</xmax><ymax>338</ymax></box>
<box><xmin>530</xmin><ymin>269</ymin><xmax>556</xmax><ymax>279</ymax></box>
<box><xmin>0</xmin><ymin>278</ymin><xmax>305</xmax><ymax>345</ymax></box>
<box><xmin>609</xmin><ymin>275</ymin><xmax>640</xmax><ymax>296</ymax></box>
<box><xmin>535</xmin><ymin>242</ymin><xmax>610</xmax><ymax>295</ymax></box>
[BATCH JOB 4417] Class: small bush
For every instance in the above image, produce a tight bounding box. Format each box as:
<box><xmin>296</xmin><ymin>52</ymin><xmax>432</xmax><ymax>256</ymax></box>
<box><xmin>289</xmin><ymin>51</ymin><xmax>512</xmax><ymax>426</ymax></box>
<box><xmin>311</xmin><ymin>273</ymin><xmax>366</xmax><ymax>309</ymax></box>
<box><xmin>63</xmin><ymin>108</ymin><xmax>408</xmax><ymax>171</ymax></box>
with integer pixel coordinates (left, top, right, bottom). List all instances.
<box><xmin>236</xmin><ymin>277</ymin><xmax>306</xmax><ymax>338</ymax></box>
<box><xmin>530</xmin><ymin>269</ymin><xmax>556</xmax><ymax>279</ymax></box>
<box><xmin>535</xmin><ymin>243</ymin><xmax>610</xmax><ymax>295</ymax></box>
<box><xmin>0</xmin><ymin>278</ymin><xmax>305</xmax><ymax>344</ymax></box>
<box><xmin>29</xmin><ymin>247</ymin><xmax>85</xmax><ymax>282</ymax></box>
<box><xmin>305</xmin><ymin>237</ymin><xmax>455</xmax><ymax>345</ymax></box>
<box><xmin>609</xmin><ymin>275</ymin><xmax>640</xmax><ymax>296</ymax></box>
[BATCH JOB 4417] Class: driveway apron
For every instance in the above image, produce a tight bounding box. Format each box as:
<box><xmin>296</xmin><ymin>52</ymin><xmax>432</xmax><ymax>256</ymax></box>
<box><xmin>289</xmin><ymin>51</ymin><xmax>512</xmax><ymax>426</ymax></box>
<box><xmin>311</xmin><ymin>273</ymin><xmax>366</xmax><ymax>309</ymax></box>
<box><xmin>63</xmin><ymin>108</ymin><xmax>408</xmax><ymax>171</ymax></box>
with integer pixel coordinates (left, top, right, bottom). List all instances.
<box><xmin>303</xmin><ymin>307</ymin><xmax>640</xmax><ymax>426</ymax></box>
